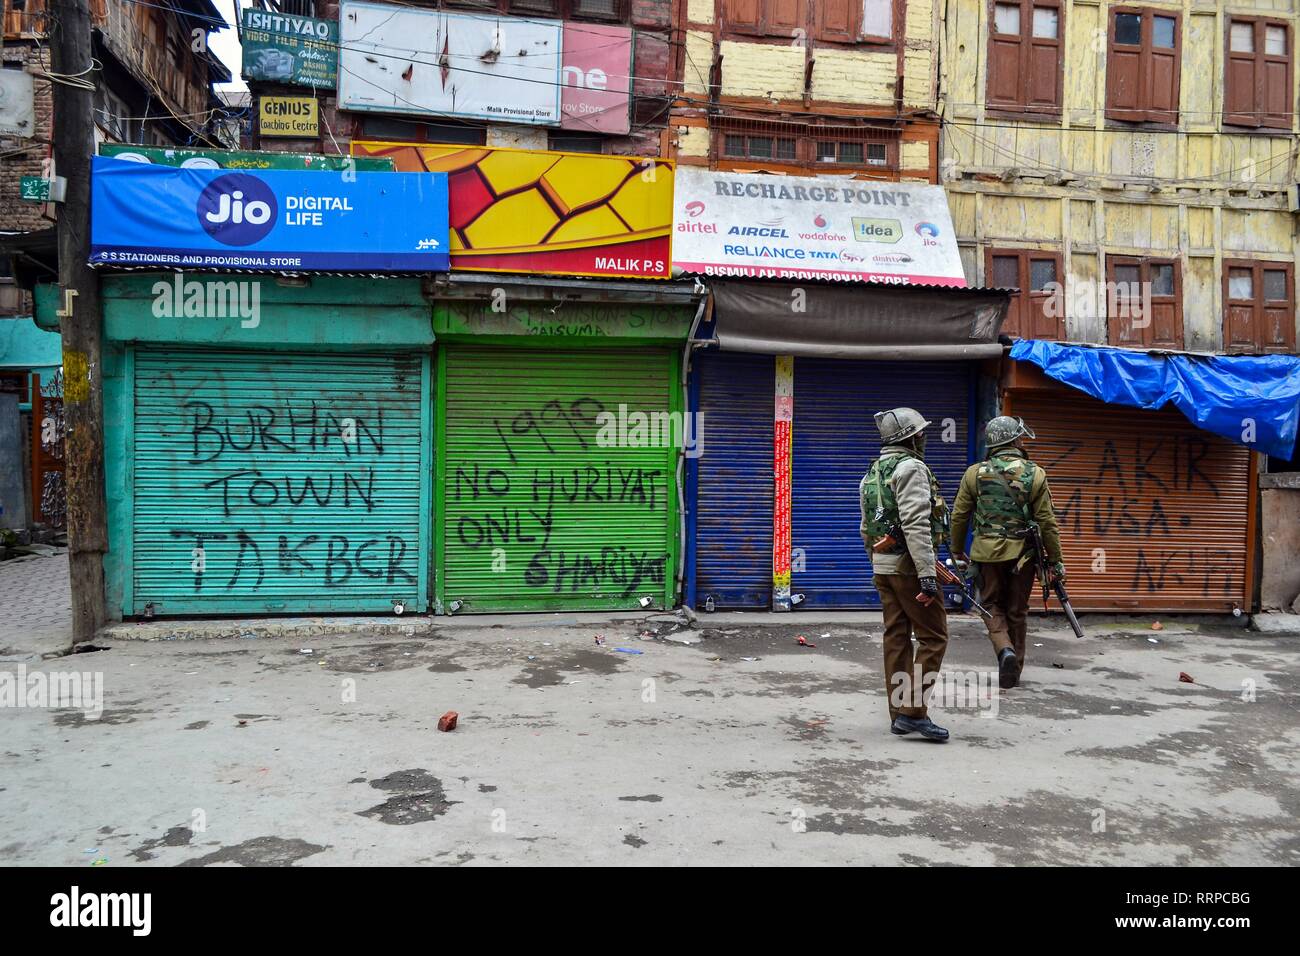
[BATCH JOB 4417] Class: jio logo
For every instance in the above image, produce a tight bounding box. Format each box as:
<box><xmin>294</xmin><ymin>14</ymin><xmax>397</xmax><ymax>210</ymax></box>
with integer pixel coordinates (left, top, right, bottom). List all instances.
<box><xmin>197</xmin><ymin>174</ymin><xmax>277</xmax><ymax>246</ymax></box>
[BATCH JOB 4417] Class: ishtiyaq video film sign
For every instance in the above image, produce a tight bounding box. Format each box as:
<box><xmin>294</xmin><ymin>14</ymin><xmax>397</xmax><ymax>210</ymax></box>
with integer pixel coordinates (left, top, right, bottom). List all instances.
<box><xmin>672</xmin><ymin>168</ymin><xmax>967</xmax><ymax>286</ymax></box>
<box><xmin>89</xmin><ymin>156</ymin><xmax>449</xmax><ymax>272</ymax></box>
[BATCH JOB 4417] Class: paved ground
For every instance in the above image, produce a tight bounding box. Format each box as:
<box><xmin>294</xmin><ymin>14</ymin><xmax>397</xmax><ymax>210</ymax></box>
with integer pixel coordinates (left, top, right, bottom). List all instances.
<box><xmin>2</xmin><ymin>552</ymin><xmax>1299</xmax><ymax>866</ymax></box>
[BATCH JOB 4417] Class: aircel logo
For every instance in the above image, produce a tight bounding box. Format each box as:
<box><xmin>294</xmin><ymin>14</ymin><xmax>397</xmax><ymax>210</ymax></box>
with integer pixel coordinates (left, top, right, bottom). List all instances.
<box><xmin>198</xmin><ymin>174</ymin><xmax>277</xmax><ymax>246</ymax></box>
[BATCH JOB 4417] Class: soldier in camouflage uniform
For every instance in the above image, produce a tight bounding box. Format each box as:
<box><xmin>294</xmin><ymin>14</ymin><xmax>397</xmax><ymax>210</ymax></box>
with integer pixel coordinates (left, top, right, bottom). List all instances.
<box><xmin>860</xmin><ymin>408</ymin><xmax>951</xmax><ymax>741</ymax></box>
<box><xmin>949</xmin><ymin>416</ymin><xmax>1065</xmax><ymax>689</ymax></box>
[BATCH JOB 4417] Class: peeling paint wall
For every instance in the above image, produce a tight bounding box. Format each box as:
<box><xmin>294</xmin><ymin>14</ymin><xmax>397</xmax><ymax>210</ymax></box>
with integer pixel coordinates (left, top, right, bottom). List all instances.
<box><xmin>940</xmin><ymin>0</ymin><xmax>1300</xmax><ymax>352</ymax></box>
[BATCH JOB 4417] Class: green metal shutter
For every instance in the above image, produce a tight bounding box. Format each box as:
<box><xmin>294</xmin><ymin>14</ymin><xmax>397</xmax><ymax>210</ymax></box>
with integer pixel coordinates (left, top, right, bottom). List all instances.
<box><xmin>130</xmin><ymin>347</ymin><xmax>429</xmax><ymax>615</ymax></box>
<box><xmin>439</xmin><ymin>346</ymin><xmax>679</xmax><ymax>613</ymax></box>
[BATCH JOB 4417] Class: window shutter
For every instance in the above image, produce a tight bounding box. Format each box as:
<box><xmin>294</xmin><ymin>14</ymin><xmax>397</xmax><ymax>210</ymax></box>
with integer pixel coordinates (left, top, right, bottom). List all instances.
<box><xmin>766</xmin><ymin>0</ymin><xmax>804</xmax><ymax>35</ymax></box>
<box><xmin>1026</xmin><ymin>13</ymin><xmax>1063</xmax><ymax>110</ymax></box>
<box><xmin>988</xmin><ymin>5</ymin><xmax>1027</xmax><ymax>107</ymax></box>
<box><xmin>816</xmin><ymin>0</ymin><xmax>856</xmax><ymax>42</ymax></box>
<box><xmin>1260</xmin><ymin>265</ymin><xmax>1295</xmax><ymax>352</ymax></box>
<box><xmin>1107</xmin><ymin>13</ymin><xmax>1144</xmax><ymax>120</ymax></box>
<box><xmin>1225</xmin><ymin>20</ymin><xmax>1261</xmax><ymax>126</ymax></box>
<box><xmin>1026</xmin><ymin>253</ymin><xmax>1065</xmax><ymax>339</ymax></box>
<box><xmin>1261</xmin><ymin>23</ymin><xmax>1292</xmax><ymax>128</ymax></box>
<box><xmin>1148</xmin><ymin>14</ymin><xmax>1181</xmax><ymax>122</ymax></box>
<box><xmin>725</xmin><ymin>0</ymin><xmax>764</xmax><ymax>34</ymax></box>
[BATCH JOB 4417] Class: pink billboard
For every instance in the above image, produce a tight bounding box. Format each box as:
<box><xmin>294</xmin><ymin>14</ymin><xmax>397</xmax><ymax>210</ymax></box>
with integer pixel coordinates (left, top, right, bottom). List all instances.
<box><xmin>560</xmin><ymin>23</ymin><xmax>633</xmax><ymax>136</ymax></box>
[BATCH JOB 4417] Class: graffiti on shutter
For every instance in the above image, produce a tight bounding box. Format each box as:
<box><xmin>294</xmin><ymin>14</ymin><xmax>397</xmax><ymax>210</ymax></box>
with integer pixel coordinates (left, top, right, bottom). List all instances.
<box><xmin>133</xmin><ymin>349</ymin><xmax>426</xmax><ymax>614</ymax></box>
<box><xmin>442</xmin><ymin>347</ymin><xmax>678</xmax><ymax>612</ymax></box>
<box><xmin>1007</xmin><ymin>392</ymin><xmax>1253</xmax><ymax>612</ymax></box>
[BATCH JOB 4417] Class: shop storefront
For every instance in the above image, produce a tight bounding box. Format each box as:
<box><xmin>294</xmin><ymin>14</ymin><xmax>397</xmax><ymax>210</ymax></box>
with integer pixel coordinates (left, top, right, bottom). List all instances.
<box><xmin>432</xmin><ymin>276</ymin><xmax>700</xmax><ymax>613</ymax></box>
<box><xmin>687</xmin><ymin>281</ymin><xmax>1008</xmax><ymax>611</ymax></box>
<box><xmin>1003</xmin><ymin>356</ymin><xmax>1260</xmax><ymax>614</ymax></box>
<box><xmin>98</xmin><ymin>275</ymin><xmax>436</xmax><ymax>616</ymax></box>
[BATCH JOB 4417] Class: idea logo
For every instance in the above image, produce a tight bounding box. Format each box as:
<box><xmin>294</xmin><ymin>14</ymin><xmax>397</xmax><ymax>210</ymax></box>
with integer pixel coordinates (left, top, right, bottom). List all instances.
<box><xmin>198</xmin><ymin>174</ymin><xmax>277</xmax><ymax>246</ymax></box>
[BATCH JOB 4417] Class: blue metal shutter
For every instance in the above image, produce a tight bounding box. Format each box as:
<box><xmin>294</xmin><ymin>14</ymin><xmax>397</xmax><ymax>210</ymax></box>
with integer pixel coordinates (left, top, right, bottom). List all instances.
<box><xmin>692</xmin><ymin>351</ymin><xmax>774</xmax><ymax>608</ymax></box>
<box><xmin>791</xmin><ymin>359</ymin><xmax>972</xmax><ymax>608</ymax></box>
<box><xmin>131</xmin><ymin>348</ymin><xmax>428</xmax><ymax>615</ymax></box>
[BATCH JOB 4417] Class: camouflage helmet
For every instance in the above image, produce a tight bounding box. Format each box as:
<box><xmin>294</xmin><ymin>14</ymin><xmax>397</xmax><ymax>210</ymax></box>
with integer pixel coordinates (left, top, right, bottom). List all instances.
<box><xmin>985</xmin><ymin>415</ymin><xmax>1036</xmax><ymax>449</ymax></box>
<box><xmin>874</xmin><ymin>407</ymin><xmax>931</xmax><ymax>444</ymax></box>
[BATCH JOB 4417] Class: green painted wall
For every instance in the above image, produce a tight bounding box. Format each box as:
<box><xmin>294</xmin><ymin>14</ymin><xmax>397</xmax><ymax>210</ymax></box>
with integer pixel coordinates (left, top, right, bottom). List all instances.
<box><xmin>432</xmin><ymin>299</ymin><xmax>693</xmax><ymax>346</ymax></box>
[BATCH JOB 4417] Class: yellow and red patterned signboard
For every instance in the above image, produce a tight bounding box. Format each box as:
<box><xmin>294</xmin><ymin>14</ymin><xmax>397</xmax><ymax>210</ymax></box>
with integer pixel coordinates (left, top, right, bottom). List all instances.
<box><xmin>351</xmin><ymin>141</ymin><xmax>674</xmax><ymax>280</ymax></box>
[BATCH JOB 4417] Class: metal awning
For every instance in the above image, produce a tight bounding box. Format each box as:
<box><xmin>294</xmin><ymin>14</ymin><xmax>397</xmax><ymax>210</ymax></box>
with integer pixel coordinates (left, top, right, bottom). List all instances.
<box><xmin>708</xmin><ymin>280</ymin><xmax>1011</xmax><ymax>359</ymax></box>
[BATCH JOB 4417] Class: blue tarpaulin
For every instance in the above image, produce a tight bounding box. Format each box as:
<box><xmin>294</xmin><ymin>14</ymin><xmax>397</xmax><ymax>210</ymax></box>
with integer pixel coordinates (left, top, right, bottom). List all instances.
<box><xmin>1010</xmin><ymin>339</ymin><xmax>1300</xmax><ymax>460</ymax></box>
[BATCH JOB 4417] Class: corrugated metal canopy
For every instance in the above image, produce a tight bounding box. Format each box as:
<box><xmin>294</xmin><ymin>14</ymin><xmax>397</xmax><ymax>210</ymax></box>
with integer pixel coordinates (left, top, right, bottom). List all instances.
<box><xmin>709</xmin><ymin>280</ymin><xmax>1011</xmax><ymax>358</ymax></box>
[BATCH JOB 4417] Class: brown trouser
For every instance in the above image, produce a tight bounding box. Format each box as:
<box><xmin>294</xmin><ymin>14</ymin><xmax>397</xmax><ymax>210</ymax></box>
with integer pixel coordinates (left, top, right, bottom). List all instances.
<box><xmin>875</xmin><ymin>573</ymin><xmax>949</xmax><ymax>720</ymax></box>
<box><xmin>978</xmin><ymin>558</ymin><xmax>1039</xmax><ymax>666</ymax></box>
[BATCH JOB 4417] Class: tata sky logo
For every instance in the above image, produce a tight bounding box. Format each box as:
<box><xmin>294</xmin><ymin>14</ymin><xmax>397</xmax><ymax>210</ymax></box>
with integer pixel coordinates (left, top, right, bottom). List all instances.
<box><xmin>197</xmin><ymin>174</ymin><xmax>277</xmax><ymax>246</ymax></box>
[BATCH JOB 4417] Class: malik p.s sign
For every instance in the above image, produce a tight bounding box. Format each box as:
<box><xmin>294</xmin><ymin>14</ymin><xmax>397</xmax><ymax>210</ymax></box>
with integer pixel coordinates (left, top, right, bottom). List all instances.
<box><xmin>89</xmin><ymin>156</ymin><xmax>449</xmax><ymax>271</ymax></box>
<box><xmin>672</xmin><ymin>167</ymin><xmax>967</xmax><ymax>286</ymax></box>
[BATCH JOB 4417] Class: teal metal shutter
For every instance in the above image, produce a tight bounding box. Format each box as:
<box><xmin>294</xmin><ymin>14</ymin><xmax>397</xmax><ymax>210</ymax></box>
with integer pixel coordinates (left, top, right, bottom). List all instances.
<box><xmin>130</xmin><ymin>348</ymin><xmax>429</xmax><ymax>615</ymax></box>
<box><xmin>439</xmin><ymin>346</ymin><xmax>678</xmax><ymax>613</ymax></box>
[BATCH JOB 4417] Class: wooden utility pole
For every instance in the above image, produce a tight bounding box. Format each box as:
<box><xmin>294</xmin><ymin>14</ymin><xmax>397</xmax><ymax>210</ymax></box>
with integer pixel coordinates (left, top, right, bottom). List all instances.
<box><xmin>50</xmin><ymin>0</ymin><xmax>107</xmax><ymax>643</ymax></box>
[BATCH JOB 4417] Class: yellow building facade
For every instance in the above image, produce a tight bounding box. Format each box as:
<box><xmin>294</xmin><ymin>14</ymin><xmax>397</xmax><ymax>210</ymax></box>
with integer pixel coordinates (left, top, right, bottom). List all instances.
<box><xmin>940</xmin><ymin>0</ymin><xmax>1299</xmax><ymax>354</ymax></box>
<box><xmin>675</xmin><ymin>1</ymin><xmax>943</xmax><ymax>182</ymax></box>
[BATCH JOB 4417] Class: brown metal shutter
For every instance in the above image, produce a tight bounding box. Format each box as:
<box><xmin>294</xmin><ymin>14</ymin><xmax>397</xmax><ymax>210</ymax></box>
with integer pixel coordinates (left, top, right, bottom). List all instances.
<box><xmin>1004</xmin><ymin>389</ymin><xmax>1256</xmax><ymax>613</ymax></box>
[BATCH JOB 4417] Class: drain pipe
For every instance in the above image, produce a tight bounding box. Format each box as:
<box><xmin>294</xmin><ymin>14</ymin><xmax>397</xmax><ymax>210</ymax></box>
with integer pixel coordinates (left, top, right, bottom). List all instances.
<box><xmin>675</xmin><ymin>280</ymin><xmax>712</xmax><ymax>611</ymax></box>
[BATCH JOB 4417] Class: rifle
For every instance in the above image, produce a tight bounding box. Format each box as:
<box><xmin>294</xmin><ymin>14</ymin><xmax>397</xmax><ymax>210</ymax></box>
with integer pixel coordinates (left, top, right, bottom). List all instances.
<box><xmin>1026</xmin><ymin>522</ymin><xmax>1084</xmax><ymax>639</ymax></box>
<box><xmin>876</xmin><ymin>519</ymin><xmax>989</xmax><ymax>616</ymax></box>
<box><xmin>934</xmin><ymin>558</ymin><xmax>993</xmax><ymax>618</ymax></box>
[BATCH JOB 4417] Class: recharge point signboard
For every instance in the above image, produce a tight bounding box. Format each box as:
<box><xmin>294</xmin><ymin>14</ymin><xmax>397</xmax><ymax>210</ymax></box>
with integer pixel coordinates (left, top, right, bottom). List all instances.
<box><xmin>89</xmin><ymin>156</ymin><xmax>449</xmax><ymax>271</ymax></box>
<box><xmin>672</xmin><ymin>167</ymin><xmax>967</xmax><ymax>286</ymax></box>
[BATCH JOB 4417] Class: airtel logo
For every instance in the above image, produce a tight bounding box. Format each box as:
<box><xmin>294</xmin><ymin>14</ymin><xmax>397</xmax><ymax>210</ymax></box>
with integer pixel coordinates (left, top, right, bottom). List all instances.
<box><xmin>197</xmin><ymin>174</ymin><xmax>278</xmax><ymax>246</ymax></box>
<box><xmin>685</xmin><ymin>201</ymin><xmax>705</xmax><ymax>218</ymax></box>
<box><xmin>561</xmin><ymin>65</ymin><xmax>608</xmax><ymax>90</ymax></box>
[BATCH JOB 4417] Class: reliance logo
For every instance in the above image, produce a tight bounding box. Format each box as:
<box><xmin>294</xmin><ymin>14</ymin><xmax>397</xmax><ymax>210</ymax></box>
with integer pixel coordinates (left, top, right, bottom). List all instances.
<box><xmin>198</xmin><ymin>174</ymin><xmax>277</xmax><ymax>246</ymax></box>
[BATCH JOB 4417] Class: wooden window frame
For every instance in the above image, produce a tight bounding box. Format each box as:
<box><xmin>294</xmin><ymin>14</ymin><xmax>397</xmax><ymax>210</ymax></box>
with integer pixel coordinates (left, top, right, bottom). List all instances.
<box><xmin>720</xmin><ymin>1</ymin><xmax>899</xmax><ymax>47</ymax></box>
<box><xmin>1106</xmin><ymin>256</ymin><xmax>1183</xmax><ymax>349</ymax></box>
<box><xmin>711</xmin><ymin>119</ymin><xmax>900</xmax><ymax>172</ymax></box>
<box><xmin>721</xmin><ymin>130</ymin><xmax>799</xmax><ymax>163</ymax></box>
<box><xmin>986</xmin><ymin>247</ymin><xmax>1066</xmax><ymax>340</ymax></box>
<box><xmin>986</xmin><ymin>0</ymin><xmax>1065</xmax><ymax>119</ymax></box>
<box><xmin>857</xmin><ymin>0</ymin><xmax>900</xmax><ymax>45</ymax></box>
<box><xmin>1222</xmin><ymin>259</ymin><xmax>1296</xmax><ymax>353</ymax></box>
<box><xmin>356</xmin><ymin>115</ymin><xmax>488</xmax><ymax>145</ymax></box>
<box><xmin>1224</xmin><ymin>16</ymin><xmax>1294</xmax><ymax>130</ymax></box>
<box><xmin>1106</xmin><ymin>7</ymin><xmax>1182</xmax><ymax>126</ymax></box>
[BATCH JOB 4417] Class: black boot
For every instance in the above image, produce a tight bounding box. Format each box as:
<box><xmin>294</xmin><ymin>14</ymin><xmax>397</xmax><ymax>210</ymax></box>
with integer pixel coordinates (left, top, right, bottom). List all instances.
<box><xmin>890</xmin><ymin>715</ymin><xmax>950</xmax><ymax>741</ymax></box>
<box><xmin>998</xmin><ymin>647</ymin><xmax>1019</xmax><ymax>689</ymax></box>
